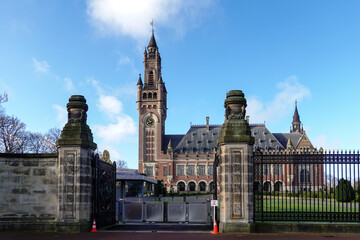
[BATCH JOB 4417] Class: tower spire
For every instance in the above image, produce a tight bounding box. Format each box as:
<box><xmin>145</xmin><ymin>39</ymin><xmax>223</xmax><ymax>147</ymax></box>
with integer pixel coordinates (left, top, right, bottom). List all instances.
<box><xmin>293</xmin><ymin>100</ymin><xmax>300</xmax><ymax>123</ymax></box>
<box><xmin>291</xmin><ymin>100</ymin><xmax>302</xmax><ymax>133</ymax></box>
<box><xmin>148</xmin><ymin>20</ymin><xmax>157</xmax><ymax>49</ymax></box>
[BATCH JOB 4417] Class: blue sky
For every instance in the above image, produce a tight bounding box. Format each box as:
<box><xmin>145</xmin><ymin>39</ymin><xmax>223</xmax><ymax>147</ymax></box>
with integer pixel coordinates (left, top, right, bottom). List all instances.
<box><xmin>1</xmin><ymin>1</ymin><xmax>360</xmax><ymax>169</ymax></box>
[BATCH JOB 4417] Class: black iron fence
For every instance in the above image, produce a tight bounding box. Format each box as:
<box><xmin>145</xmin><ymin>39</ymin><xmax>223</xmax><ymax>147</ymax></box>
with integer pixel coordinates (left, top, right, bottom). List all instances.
<box><xmin>253</xmin><ymin>149</ymin><xmax>360</xmax><ymax>222</ymax></box>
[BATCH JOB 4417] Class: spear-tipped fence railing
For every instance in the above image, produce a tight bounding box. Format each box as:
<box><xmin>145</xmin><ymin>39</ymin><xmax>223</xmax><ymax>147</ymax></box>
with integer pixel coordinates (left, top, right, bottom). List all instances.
<box><xmin>253</xmin><ymin>149</ymin><xmax>360</xmax><ymax>222</ymax></box>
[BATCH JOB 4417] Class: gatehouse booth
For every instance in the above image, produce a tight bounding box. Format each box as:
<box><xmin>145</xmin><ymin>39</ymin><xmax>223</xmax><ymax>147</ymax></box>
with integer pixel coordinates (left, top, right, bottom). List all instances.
<box><xmin>116</xmin><ymin>169</ymin><xmax>157</xmax><ymax>201</ymax></box>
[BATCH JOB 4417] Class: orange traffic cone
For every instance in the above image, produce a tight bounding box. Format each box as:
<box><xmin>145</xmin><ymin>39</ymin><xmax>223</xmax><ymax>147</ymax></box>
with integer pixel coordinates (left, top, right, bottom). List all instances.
<box><xmin>90</xmin><ymin>219</ymin><xmax>97</xmax><ymax>232</ymax></box>
<box><xmin>211</xmin><ymin>219</ymin><xmax>219</xmax><ymax>234</ymax></box>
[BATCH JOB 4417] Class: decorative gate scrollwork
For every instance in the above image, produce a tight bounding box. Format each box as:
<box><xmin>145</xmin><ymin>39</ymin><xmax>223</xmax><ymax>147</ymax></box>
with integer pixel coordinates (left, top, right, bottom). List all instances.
<box><xmin>92</xmin><ymin>152</ymin><xmax>116</xmax><ymax>229</ymax></box>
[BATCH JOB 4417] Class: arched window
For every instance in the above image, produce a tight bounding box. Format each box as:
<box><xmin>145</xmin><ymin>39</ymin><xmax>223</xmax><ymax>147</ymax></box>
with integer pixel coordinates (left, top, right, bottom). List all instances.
<box><xmin>274</xmin><ymin>181</ymin><xmax>283</xmax><ymax>192</ymax></box>
<box><xmin>177</xmin><ymin>182</ymin><xmax>185</xmax><ymax>192</ymax></box>
<box><xmin>143</xmin><ymin>93</ymin><xmax>147</xmax><ymax>99</ymax></box>
<box><xmin>148</xmin><ymin>70</ymin><xmax>154</xmax><ymax>86</ymax></box>
<box><xmin>263</xmin><ymin>181</ymin><xmax>271</xmax><ymax>192</ymax></box>
<box><xmin>148</xmin><ymin>92</ymin><xmax>152</xmax><ymax>99</ymax></box>
<box><xmin>199</xmin><ymin>182</ymin><xmax>206</xmax><ymax>192</ymax></box>
<box><xmin>188</xmin><ymin>182</ymin><xmax>196</xmax><ymax>192</ymax></box>
<box><xmin>300</xmin><ymin>170</ymin><xmax>310</xmax><ymax>184</ymax></box>
<box><xmin>153</xmin><ymin>92</ymin><xmax>157</xmax><ymax>99</ymax></box>
<box><xmin>209</xmin><ymin>182</ymin><xmax>214</xmax><ymax>192</ymax></box>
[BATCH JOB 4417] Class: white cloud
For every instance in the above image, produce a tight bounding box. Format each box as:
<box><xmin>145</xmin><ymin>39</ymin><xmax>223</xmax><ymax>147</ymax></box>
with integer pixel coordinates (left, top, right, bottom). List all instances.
<box><xmin>32</xmin><ymin>58</ymin><xmax>50</xmax><ymax>73</ymax></box>
<box><xmin>117</xmin><ymin>54</ymin><xmax>131</xmax><ymax>66</ymax></box>
<box><xmin>64</xmin><ymin>77</ymin><xmax>75</xmax><ymax>92</ymax></box>
<box><xmin>247</xmin><ymin>76</ymin><xmax>311</xmax><ymax>124</ymax></box>
<box><xmin>53</xmin><ymin>104</ymin><xmax>67</xmax><ymax>129</ymax></box>
<box><xmin>116</xmin><ymin>52</ymin><xmax>138</xmax><ymax>73</ymax></box>
<box><xmin>93</xmin><ymin>115</ymin><xmax>136</xmax><ymax>142</ymax></box>
<box><xmin>89</xmin><ymin>78</ymin><xmax>102</xmax><ymax>94</ymax></box>
<box><xmin>91</xmin><ymin>80</ymin><xmax>137</xmax><ymax>150</ymax></box>
<box><xmin>97</xmin><ymin>95</ymin><xmax>123</xmax><ymax>116</ymax></box>
<box><xmin>313</xmin><ymin>135</ymin><xmax>340</xmax><ymax>151</ymax></box>
<box><xmin>86</xmin><ymin>0</ymin><xmax>214</xmax><ymax>40</ymax></box>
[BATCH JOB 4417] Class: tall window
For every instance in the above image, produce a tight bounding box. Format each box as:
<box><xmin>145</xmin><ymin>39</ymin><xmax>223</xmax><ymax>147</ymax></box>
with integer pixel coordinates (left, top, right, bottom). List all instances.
<box><xmin>263</xmin><ymin>164</ymin><xmax>270</xmax><ymax>175</ymax></box>
<box><xmin>300</xmin><ymin>169</ymin><xmax>311</xmax><ymax>184</ymax></box>
<box><xmin>163</xmin><ymin>166</ymin><xmax>168</xmax><ymax>176</ymax></box>
<box><xmin>148</xmin><ymin>70</ymin><xmax>154</xmax><ymax>86</ymax></box>
<box><xmin>145</xmin><ymin>130</ymin><xmax>155</xmax><ymax>161</ymax></box>
<box><xmin>177</xmin><ymin>165</ymin><xmax>184</xmax><ymax>176</ymax></box>
<box><xmin>187</xmin><ymin>165</ymin><xmax>195</xmax><ymax>176</ymax></box>
<box><xmin>273</xmin><ymin>165</ymin><xmax>283</xmax><ymax>175</ymax></box>
<box><xmin>208</xmin><ymin>165</ymin><xmax>214</xmax><ymax>175</ymax></box>
<box><xmin>198</xmin><ymin>165</ymin><xmax>206</xmax><ymax>175</ymax></box>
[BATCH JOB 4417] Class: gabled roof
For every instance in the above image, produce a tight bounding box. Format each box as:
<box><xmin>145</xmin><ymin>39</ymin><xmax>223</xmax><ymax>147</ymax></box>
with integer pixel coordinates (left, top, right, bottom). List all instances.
<box><xmin>252</xmin><ymin>126</ymin><xmax>285</xmax><ymax>151</ymax></box>
<box><xmin>273</xmin><ymin>132</ymin><xmax>302</xmax><ymax>149</ymax></box>
<box><xmin>171</xmin><ymin>126</ymin><xmax>221</xmax><ymax>154</ymax></box>
<box><xmin>163</xmin><ymin>124</ymin><xmax>304</xmax><ymax>154</ymax></box>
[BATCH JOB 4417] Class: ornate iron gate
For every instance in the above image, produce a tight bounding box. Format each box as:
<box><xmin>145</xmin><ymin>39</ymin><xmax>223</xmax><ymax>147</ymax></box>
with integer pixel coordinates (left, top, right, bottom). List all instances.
<box><xmin>92</xmin><ymin>153</ymin><xmax>116</xmax><ymax>228</ymax></box>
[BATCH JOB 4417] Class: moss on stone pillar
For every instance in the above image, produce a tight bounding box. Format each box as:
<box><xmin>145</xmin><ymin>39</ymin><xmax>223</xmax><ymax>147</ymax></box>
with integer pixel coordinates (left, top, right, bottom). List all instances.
<box><xmin>56</xmin><ymin>95</ymin><xmax>97</xmax><ymax>150</ymax></box>
<box><xmin>218</xmin><ymin>90</ymin><xmax>254</xmax><ymax>145</ymax></box>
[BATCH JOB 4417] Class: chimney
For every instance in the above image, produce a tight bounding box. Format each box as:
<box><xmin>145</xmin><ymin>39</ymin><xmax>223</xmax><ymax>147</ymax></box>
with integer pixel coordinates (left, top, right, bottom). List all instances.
<box><xmin>246</xmin><ymin>116</ymin><xmax>249</xmax><ymax>124</ymax></box>
<box><xmin>206</xmin><ymin>116</ymin><xmax>210</xmax><ymax>131</ymax></box>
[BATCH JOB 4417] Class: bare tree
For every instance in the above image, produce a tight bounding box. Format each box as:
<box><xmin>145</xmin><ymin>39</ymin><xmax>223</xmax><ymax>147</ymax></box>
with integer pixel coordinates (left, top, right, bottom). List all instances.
<box><xmin>27</xmin><ymin>132</ymin><xmax>45</xmax><ymax>153</ymax></box>
<box><xmin>0</xmin><ymin>114</ymin><xmax>28</xmax><ymax>153</ymax></box>
<box><xmin>42</xmin><ymin>128</ymin><xmax>61</xmax><ymax>153</ymax></box>
<box><xmin>116</xmin><ymin>159</ymin><xmax>128</xmax><ymax>169</ymax></box>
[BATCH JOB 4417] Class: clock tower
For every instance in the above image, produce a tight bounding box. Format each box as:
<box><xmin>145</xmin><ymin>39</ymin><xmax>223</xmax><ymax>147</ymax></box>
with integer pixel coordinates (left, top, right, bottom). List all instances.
<box><xmin>137</xmin><ymin>30</ymin><xmax>167</xmax><ymax>175</ymax></box>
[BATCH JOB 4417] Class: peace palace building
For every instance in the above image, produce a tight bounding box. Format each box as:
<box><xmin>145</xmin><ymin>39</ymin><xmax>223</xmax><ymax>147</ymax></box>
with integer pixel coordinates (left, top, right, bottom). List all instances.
<box><xmin>137</xmin><ymin>32</ymin><xmax>314</xmax><ymax>193</ymax></box>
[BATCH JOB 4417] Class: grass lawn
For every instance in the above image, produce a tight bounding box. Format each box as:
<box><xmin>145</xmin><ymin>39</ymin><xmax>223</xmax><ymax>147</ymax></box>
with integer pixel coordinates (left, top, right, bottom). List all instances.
<box><xmin>257</xmin><ymin>197</ymin><xmax>360</xmax><ymax>212</ymax></box>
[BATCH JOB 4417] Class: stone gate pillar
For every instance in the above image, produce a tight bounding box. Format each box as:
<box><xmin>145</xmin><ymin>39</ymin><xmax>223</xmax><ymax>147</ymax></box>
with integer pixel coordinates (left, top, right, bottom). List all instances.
<box><xmin>217</xmin><ymin>90</ymin><xmax>254</xmax><ymax>233</ymax></box>
<box><xmin>56</xmin><ymin>95</ymin><xmax>97</xmax><ymax>232</ymax></box>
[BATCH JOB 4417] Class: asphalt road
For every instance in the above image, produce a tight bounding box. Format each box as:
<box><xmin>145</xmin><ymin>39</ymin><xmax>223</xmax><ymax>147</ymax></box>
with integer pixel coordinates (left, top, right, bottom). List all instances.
<box><xmin>2</xmin><ymin>232</ymin><xmax>360</xmax><ymax>240</ymax></box>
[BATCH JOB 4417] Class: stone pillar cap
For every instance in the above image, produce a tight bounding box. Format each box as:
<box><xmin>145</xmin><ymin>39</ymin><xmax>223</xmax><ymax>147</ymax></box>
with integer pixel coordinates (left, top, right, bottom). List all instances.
<box><xmin>67</xmin><ymin>95</ymin><xmax>88</xmax><ymax>111</ymax></box>
<box><xmin>224</xmin><ymin>90</ymin><xmax>246</xmax><ymax>107</ymax></box>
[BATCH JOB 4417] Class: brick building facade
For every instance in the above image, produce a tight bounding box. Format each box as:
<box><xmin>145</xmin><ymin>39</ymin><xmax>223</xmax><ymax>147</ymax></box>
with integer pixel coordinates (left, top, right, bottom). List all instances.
<box><xmin>137</xmin><ymin>32</ymin><xmax>315</xmax><ymax>193</ymax></box>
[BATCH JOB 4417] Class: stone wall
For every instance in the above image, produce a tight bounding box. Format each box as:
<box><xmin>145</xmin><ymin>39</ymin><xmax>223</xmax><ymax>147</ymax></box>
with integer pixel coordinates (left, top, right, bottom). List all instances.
<box><xmin>0</xmin><ymin>95</ymin><xmax>102</xmax><ymax>232</ymax></box>
<box><xmin>0</xmin><ymin>153</ymin><xmax>58</xmax><ymax>231</ymax></box>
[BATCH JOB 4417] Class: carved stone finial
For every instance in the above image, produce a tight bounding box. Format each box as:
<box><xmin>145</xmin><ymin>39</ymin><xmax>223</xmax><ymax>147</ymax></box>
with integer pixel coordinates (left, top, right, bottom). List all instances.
<box><xmin>224</xmin><ymin>90</ymin><xmax>247</xmax><ymax>120</ymax></box>
<box><xmin>218</xmin><ymin>90</ymin><xmax>254</xmax><ymax>144</ymax></box>
<box><xmin>67</xmin><ymin>95</ymin><xmax>88</xmax><ymax>123</ymax></box>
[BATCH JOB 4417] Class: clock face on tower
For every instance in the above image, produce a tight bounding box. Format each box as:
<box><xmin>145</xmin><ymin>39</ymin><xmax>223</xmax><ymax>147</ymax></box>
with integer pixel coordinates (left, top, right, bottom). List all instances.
<box><xmin>145</xmin><ymin>117</ymin><xmax>155</xmax><ymax>127</ymax></box>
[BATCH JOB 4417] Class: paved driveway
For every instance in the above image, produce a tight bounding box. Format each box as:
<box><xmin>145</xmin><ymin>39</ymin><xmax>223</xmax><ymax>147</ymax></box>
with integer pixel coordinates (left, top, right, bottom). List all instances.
<box><xmin>2</xmin><ymin>232</ymin><xmax>360</xmax><ymax>240</ymax></box>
